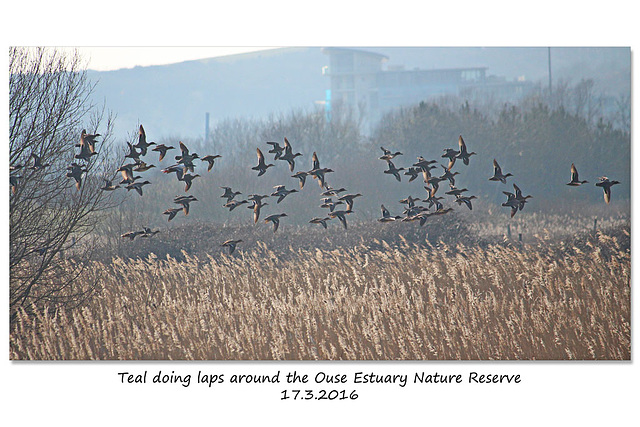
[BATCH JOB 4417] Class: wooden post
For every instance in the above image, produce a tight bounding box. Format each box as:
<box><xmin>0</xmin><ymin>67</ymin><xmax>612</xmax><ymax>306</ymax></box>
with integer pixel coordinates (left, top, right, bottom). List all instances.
<box><xmin>518</xmin><ymin>233</ymin><xmax>522</xmax><ymax>242</ymax></box>
<box><xmin>507</xmin><ymin>224</ymin><xmax>511</xmax><ymax>239</ymax></box>
<box><xmin>593</xmin><ymin>218</ymin><xmax>598</xmax><ymax>233</ymax></box>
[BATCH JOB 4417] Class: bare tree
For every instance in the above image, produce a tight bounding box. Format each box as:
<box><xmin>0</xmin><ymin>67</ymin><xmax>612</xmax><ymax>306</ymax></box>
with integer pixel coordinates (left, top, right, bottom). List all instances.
<box><xmin>549</xmin><ymin>78</ymin><xmax>570</xmax><ymax>111</ymax></box>
<box><xmin>9</xmin><ymin>47</ymin><xmax>120</xmax><ymax>321</ymax></box>
<box><xmin>572</xmin><ymin>78</ymin><xmax>602</xmax><ymax>125</ymax></box>
<box><xmin>614</xmin><ymin>93</ymin><xmax>631</xmax><ymax>132</ymax></box>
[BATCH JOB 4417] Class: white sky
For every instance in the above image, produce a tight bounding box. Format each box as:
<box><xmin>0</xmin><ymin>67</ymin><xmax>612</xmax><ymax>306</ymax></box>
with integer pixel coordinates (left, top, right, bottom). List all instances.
<box><xmin>55</xmin><ymin>47</ymin><xmax>281</xmax><ymax>71</ymax></box>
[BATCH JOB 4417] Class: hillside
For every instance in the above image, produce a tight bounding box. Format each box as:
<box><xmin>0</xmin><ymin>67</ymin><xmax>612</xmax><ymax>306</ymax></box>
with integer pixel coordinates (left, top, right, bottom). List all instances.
<box><xmin>86</xmin><ymin>47</ymin><xmax>630</xmax><ymax>140</ymax></box>
<box><xmin>88</xmin><ymin>48</ymin><xmax>327</xmax><ymax>139</ymax></box>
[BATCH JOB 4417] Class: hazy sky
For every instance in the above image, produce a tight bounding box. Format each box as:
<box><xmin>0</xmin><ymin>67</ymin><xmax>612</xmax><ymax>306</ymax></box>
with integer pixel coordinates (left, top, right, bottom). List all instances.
<box><xmin>55</xmin><ymin>47</ymin><xmax>280</xmax><ymax>71</ymax></box>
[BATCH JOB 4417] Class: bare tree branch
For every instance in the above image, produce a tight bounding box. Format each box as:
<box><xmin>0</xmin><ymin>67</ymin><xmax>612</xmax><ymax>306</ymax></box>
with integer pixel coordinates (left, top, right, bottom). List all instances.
<box><xmin>9</xmin><ymin>47</ymin><xmax>121</xmax><ymax>322</ymax></box>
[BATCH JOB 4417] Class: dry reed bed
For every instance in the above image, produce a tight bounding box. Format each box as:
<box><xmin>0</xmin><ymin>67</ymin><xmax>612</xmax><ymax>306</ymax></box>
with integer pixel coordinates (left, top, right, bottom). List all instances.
<box><xmin>10</xmin><ymin>227</ymin><xmax>630</xmax><ymax>360</ymax></box>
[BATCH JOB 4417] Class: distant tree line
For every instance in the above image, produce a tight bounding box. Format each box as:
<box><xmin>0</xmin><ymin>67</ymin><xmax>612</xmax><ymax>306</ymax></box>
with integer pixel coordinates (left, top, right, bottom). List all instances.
<box><xmin>104</xmin><ymin>79</ymin><xmax>630</xmax><ymax>242</ymax></box>
<box><xmin>369</xmin><ymin>87</ymin><xmax>630</xmax><ymax>211</ymax></box>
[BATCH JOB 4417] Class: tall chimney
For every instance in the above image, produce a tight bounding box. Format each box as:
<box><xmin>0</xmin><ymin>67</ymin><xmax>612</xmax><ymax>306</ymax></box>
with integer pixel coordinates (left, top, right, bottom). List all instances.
<box><xmin>205</xmin><ymin>112</ymin><xmax>210</xmax><ymax>145</ymax></box>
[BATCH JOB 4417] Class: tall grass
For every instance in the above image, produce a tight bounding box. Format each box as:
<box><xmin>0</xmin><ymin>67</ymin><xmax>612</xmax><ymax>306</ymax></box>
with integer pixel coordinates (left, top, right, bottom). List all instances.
<box><xmin>10</xmin><ymin>222</ymin><xmax>630</xmax><ymax>360</ymax></box>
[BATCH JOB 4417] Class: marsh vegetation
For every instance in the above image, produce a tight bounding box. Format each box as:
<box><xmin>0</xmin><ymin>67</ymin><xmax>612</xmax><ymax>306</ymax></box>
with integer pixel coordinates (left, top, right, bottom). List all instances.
<box><xmin>10</xmin><ymin>217</ymin><xmax>630</xmax><ymax>360</ymax></box>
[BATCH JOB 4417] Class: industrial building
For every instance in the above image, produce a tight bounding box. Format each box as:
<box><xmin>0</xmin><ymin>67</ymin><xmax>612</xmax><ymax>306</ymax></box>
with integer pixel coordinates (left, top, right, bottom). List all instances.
<box><xmin>322</xmin><ymin>47</ymin><xmax>534</xmax><ymax>134</ymax></box>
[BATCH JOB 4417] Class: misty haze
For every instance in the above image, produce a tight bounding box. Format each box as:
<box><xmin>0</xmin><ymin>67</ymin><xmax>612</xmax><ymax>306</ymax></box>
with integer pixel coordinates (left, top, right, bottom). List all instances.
<box><xmin>10</xmin><ymin>46</ymin><xmax>630</xmax><ymax>361</ymax></box>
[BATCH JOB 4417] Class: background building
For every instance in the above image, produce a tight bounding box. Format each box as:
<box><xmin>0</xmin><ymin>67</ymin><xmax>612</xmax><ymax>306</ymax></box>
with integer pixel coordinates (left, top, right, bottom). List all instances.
<box><xmin>322</xmin><ymin>47</ymin><xmax>534</xmax><ymax>134</ymax></box>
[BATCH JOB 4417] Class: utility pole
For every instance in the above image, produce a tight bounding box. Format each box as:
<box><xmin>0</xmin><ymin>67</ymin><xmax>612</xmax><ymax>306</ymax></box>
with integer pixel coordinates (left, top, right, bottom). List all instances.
<box><xmin>205</xmin><ymin>112</ymin><xmax>210</xmax><ymax>145</ymax></box>
<box><xmin>548</xmin><ymin>47</ymin><xmax>552</xmax><ymax>97</ymax></box>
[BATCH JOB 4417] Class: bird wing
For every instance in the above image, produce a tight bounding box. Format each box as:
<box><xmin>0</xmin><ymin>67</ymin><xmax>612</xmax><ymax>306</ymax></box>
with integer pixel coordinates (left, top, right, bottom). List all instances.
<box><xmin>458</xmin><ymin>135</ymin><xmax>467</xmax><ymax>153</ymax></box>
<box><xmin>493</xmin><ymin>159</ymin><xmax>501</xmax><ymax>174</ymax></box>
<box><xmin>158</xmin><ymin>148</ymin><xmax>167</xmax><ymax>162</ymax></box>
<box><xmin>570</xmin><ymin>163</ymin><xmax>579</xmax><ymax>181</ymax></box>
<box><xmin>180</xmin><ymin>202</ymin><xmax>190</xmax><ymax>215</ymax></box>
<box><xmin>513</xmin><ymin>183</ymin><xmax>522</xmax><ymax>198</ymax></box>
<box><xmin>121</xmin><ymin>166</ymin><xmax>134</xmax><ymax>182</ymax></box>
<box><xmin>179</xmin><ymin>141</ymin><xmax>189</xmax><ymax>157</ymax></box>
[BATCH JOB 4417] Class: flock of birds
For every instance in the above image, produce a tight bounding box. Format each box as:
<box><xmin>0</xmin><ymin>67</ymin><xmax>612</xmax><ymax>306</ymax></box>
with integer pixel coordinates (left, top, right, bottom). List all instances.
<box><xmin>374</xmin><ymin>135</ymin><xmax>538</xmax><ymax>224</ymax></box>
<box><xmin>374</xmin><ymin>135</ymin><xmax>620</xmax><ymax>223</ymax></box>
<box><xmin>9</xmin><ymin>126</ymin><xmax>622</xmax><ymax>256</ymax></box>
